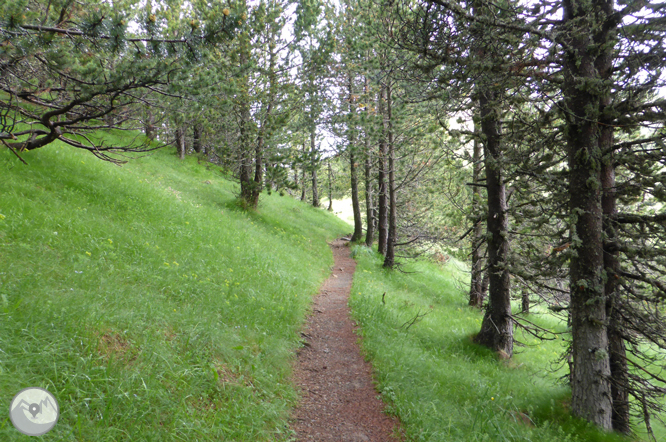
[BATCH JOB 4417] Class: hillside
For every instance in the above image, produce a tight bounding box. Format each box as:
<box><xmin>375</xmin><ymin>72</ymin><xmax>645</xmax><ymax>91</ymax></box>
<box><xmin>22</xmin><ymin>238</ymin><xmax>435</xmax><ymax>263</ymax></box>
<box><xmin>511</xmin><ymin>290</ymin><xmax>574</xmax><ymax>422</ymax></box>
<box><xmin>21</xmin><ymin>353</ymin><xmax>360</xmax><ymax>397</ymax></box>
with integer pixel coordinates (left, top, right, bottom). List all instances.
<box><xmin>1</xmin><ymin>136</ymin><xmax>664</xmax><ymax>442</ymax></box>
<box><xmin>0</xmin><ymin>134</ymin><xmax>349</xmax><ymax>440</ymax></box>
<box><xmin>350</xmin><ymin>251</ymin><xmax>644</xmax><ymax>442</ymax></box>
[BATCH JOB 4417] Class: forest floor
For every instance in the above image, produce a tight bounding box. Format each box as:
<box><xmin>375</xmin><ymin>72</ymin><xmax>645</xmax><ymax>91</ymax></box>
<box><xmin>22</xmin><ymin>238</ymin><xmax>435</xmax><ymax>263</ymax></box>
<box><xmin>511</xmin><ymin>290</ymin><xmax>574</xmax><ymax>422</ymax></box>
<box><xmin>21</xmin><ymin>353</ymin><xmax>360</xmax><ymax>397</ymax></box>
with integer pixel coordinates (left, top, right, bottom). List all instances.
<box><xmin>290</xmin><ymin>239</ymin><xmax>401</xmax><ymax>441</ymax></box>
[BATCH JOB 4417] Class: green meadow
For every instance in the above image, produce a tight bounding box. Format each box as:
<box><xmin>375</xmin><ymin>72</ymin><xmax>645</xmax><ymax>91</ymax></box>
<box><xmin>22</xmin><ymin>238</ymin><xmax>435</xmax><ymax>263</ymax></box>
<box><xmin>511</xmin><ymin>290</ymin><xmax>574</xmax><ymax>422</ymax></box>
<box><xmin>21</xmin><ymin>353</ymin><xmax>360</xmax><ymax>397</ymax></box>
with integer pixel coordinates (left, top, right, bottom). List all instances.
<box><xmin>1</xmin><ymin>134</ymin><xmax>664</xmax><ymax>441</ymax></box>
<box><xmin>0</xmin><ymin>134</ymin><xmax>348</xmax><ymax>441</ymax></box>
<box><xmin>349</xmin><ymin>246</ymin><xmax>665</xmax><ymax>442</ymax></box>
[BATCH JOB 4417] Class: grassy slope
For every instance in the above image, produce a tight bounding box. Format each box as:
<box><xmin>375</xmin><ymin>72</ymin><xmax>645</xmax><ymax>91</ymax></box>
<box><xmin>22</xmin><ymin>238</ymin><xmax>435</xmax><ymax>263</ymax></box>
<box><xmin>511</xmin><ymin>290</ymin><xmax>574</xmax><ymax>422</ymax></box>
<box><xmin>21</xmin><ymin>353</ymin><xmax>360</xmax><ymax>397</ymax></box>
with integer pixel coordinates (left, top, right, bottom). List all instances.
<box><xmin>0</xmin><ymin>135</ymin><xmax>349</xmax><ymax>441</ymax></box>
<box><xmin>2</xmin><ymin>133</ymin><xmax>663</xmax><ymax>442</ymax></box>
<box><xmin>350</xmin><ymin>246</ymin><xmax>664</xmax><ymax>442</ymax></box>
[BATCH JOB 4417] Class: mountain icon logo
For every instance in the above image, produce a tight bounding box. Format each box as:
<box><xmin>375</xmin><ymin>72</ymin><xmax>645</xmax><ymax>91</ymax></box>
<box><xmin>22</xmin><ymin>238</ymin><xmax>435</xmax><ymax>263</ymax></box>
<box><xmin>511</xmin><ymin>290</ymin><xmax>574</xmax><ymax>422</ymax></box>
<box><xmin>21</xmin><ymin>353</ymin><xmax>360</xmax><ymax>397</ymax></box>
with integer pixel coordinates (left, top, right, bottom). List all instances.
<box><xmin>9</xmin><ymin>387</ymin><xmax>59</xmax><ymax>436</ymax></box>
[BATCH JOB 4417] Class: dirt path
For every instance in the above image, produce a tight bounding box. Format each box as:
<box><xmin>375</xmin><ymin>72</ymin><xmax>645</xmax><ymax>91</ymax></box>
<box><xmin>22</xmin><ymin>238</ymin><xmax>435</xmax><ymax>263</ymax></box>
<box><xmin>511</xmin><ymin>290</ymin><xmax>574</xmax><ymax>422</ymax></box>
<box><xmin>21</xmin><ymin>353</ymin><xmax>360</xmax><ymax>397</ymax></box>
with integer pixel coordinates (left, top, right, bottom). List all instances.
<box><xmin>290</xmin><ymin>239</ymin><xmax>401</xmax><ymax>442</ymax></box>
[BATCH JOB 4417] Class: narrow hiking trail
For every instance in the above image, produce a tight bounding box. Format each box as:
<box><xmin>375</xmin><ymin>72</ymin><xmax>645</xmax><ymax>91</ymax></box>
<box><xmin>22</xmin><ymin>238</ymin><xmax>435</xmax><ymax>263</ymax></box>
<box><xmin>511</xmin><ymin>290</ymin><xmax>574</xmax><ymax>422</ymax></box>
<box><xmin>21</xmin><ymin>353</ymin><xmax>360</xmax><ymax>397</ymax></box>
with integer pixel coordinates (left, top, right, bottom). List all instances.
<box><xmin>291</xmin><ymin>239</ymin><xmax>401</xmax><ymax>442</ymax></box>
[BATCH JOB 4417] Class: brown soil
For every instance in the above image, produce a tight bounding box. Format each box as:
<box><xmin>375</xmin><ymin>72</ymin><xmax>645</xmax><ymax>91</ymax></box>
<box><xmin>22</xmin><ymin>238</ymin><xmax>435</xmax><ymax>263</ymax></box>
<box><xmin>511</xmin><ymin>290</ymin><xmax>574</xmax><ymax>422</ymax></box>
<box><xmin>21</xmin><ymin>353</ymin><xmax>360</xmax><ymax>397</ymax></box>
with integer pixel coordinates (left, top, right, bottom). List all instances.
<box><xmin>290</xmin><ymin>239</ymin><xmax>401</xmax><ymax>442</ymax></box>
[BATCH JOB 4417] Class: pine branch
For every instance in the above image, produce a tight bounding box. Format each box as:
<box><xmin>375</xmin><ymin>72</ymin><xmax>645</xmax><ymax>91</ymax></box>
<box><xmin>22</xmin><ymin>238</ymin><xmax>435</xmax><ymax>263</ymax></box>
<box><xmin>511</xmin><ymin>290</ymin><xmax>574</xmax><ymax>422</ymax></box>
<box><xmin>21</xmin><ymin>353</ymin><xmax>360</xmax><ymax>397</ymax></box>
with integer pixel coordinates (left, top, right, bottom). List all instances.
<box><xmin>424</xmin><ymin>0</ymin><xmax>558</xmax><ymax>45</ymax></box>
<box><xmin>15</xmin><ymin>23</ymin><xmax>228</xmax><ymax>44</ymax></box>
<box><xmin>618</xmin><ymin>271</ymin><xmax>666</xmax><ymax>299</ymax></box>
<box><xmin>615</xmin><ymin>213</ymin><xmax>666</xmax><ymax>224</ymax></box>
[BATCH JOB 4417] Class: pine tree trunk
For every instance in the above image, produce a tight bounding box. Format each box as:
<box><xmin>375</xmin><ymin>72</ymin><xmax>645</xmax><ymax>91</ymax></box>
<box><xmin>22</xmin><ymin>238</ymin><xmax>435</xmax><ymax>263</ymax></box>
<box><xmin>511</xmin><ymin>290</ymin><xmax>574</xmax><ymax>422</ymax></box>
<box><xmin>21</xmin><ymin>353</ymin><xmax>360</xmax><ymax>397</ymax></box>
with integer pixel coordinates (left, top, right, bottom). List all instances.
<box><xmin>350</xmin><ymin>150</ymin><xmax>364</xmax><ymax>239</ymax></box>
<box><xmin>521</xmin><ymin>289</ymin><xmax>530</xmax><ymax>314</ymax></box>
<box><xmin>364</xmin><ymin>76</ymin><xmax>375</xmax><ymax>247</ymax></box>
<box><xmin>301</xmin><ymin>139</ymin><xmax>307</xmax><ymax>202</ymax></box>
<box><xmin>567</xmin><ymin>120</ymin><xmax>611</xmax><ymax>430</ymax></box>
<box><xmin>176</xmin><ymin>127</ymin><xmax>186</xmax><ymax>160</ymax></box>
<box><xmin>364</xmin><ymin>135</ymin><xmax>375</xmax><ymax>247</ymax></box>
<box><xmin>383</xmin><ymin>83</ymin><xmax>396</xmax><ymax>268</ymax></box>
<box><xmin>249</xmin><ymin>45</ymin><xmax>276</xmax><ymax>209</ymax></box>
<box><xmin>238</xmin><ymin>24</ymin><xmax>253</xmax><ymax>205</ymax></box>
<box><xmin>144</xmin><ymin>109</ymin><xmax>155</xmax><ymax>140</ymax></box>
<box><xmin>311</xmin><ymin>168</ymin><xmax>319</xmax><ymax>207</ymax></box>
<box><xmin>599</xmin><ymin>9</ymin><xmax>627</xmax><ymax>431</ymax></box>
<box><xmin>250</xmin><ymin>134</ymin><xmax>263</xmax><ymax>208</ymax></box>
<box><xmin>469</xmin><ymin>134</ymin><xmax>485</xmax><ymax>308</ymax></box>
<box><xmin>327</xmin><ymin>160</ymin><xmax>334</xmax><ymax>211</ymax></box>
<box><xmin>562</xmin><ymin>0</ymin><xmax>613</xmax><ymax>429</ymax></box>
<box><xmin>604</xmin><ymin>158</ymin><xmax>629</xmax><ymax>434</ymax></box>
<box><xmin>349</xmin><ymin>74</ymin><xmax>363</xmax><ymax>241</ymax></box>
<box><xmin>474</xmin><ymin>90</ymin><xmax>513</xmax><ymax>358</ymax></box>
<box><xmin>599</xmin><ymin>19</ymin><xmax>628</xmax><ymax>429</ymax></box>
<box><xmin>238</xmin><ymin>117</ymin><xmax>253</xmax><ymax>204</ymax></box>
<box><xmin>311</xmin><ymin>124</ymin><xmax>319</xmax><ymax>208</ymax></box>
<box><xmin>601</xmin><ymin>100</ymin><xmax>630</xmax><ymax>434</ymax></box>
<box><xmin>377</xmin><ymin>85</ymin><xmax>388</xmax><ymax>255</ymax></box>
<box><xmin>193</xmin><ymin>124</ymin><xmax>202</xmax><ymax>153</ymax></box>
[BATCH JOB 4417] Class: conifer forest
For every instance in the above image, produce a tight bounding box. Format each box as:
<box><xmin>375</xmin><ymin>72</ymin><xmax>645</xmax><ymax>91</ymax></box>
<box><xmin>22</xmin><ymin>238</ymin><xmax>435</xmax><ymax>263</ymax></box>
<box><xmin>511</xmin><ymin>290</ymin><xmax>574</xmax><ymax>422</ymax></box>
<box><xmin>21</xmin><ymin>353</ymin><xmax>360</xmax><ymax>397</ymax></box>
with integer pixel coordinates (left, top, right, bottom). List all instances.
<box><xmin>1</xmin><ymin>0</ymin><xmax>666</xmax><ymax>441</ymax></box>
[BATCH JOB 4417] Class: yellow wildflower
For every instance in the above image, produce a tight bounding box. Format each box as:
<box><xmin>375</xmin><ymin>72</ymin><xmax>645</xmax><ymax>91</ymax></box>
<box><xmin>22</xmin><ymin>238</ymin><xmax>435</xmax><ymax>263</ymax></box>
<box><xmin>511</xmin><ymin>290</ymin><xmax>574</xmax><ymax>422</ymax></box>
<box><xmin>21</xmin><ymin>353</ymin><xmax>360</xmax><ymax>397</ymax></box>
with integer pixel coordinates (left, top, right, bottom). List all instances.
<box><xmin>223</xmin><ymin>8</ymin><xmax>230</xmax><ymax>16</ymax></box>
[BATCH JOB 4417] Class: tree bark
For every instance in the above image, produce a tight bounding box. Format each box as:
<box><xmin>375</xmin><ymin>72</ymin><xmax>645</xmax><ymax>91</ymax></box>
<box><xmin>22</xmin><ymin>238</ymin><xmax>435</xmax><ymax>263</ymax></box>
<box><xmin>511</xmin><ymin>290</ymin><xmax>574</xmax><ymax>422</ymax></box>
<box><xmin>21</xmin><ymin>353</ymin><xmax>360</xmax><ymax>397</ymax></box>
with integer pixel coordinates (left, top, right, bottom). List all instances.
<box><xmin>567</xmin><ymin>111</ymin><xmax>612</xmax><ymax>429</ymax></box>
<box><xmin>300</xmin><ymin>138</ymin><xmax>307</xmax><ymax>201</ymax></box>
<box><xmin>364</xmin><ymin>76</ymin><xmax>375</xmax><ymax>248</ymax></box>
<box><xmin>144</xmin><ymin>108</ymin><xmax>155</xmax><ymax>140</ymax></box>
<box><xmin>238</xmin><ymin>22</ymin><xmax>254</xmax><ymax>205</ymax></box>
<box><xmin>311</xmin><ymin>168</ymin><xmax>319</xmax><ymax>207</ymax></box>
<box><xmin>350</xmin><ymin>150</ymin><xmax>364</xmax><ymax>239</ymax></box>
<box><xmin>473</xmin><ymin>90</ymin><xmax>513</xmax><ymax>358</ymax></box>
<box><xmin>383</xmin><ymin>83</ymin><xmax>396</xmax><ymax>268</ymax></box>
<box><xmin>364</xmin><ymin>134</ymin><xmax>375</xmax><ymax>247</ymax></box>
<box><xmin>175</xmin><ymin>127</ymin><xmax>186</xmax><ymax>160</ymax></box>
<box><xmin>238</xmin><ymin>110</ymin><xmax>253</xmax><ymax>204</ymax></box>
<box><xmin>521</xmin><ymin>289</ymin><xmax>530</xmax><ymax>314</ymax></box>
<box><xmin>327</xmin><ymin>160</ymin><xmax>334</xmax><ymax>211</ymax></box>
<box><xmin>599</xmin><ymin>59</ymin><xmax>629</xmax><ymax>433</ymax></box>
<box><xmin>603</xmin><ymin>154</ymin><xmax>629</xmax><ymax>434</ymax></box>
<box><xmin>349</xmin><ymin>75</ymin><xmax>363</xmax><ymax>241</ymax></box>
<box><xmin>249</xmin><ymin>42</ymin><xmax>277</xmax><ymax>209</ymax></box>
<box><xmin>311</xmin><ymin>123</ymin><xmax>319</xmax><ymax>208</ymax></box>
<box><xmin>250</xmin><ymin>134</ymin><xmax>264</xmax><ymax>208</ymax></box>
<box><xmin>193</xmin><ymin>124</ymin><xmax>202</xmax><ymax>153</ymax></box>
<box><xmin>562</xmin><ymin>0</ymin><xmax>614</xmax><ymax>429</ymax></box>
<box><xmin>377</xmin><ymin>85</ymin><xmax>388</xmax><ymax>256</ymax></box>
<box><xmin>469</xmin><ymin>133</ymin><xmax>485</xmax><ymax>308</ymax></box>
